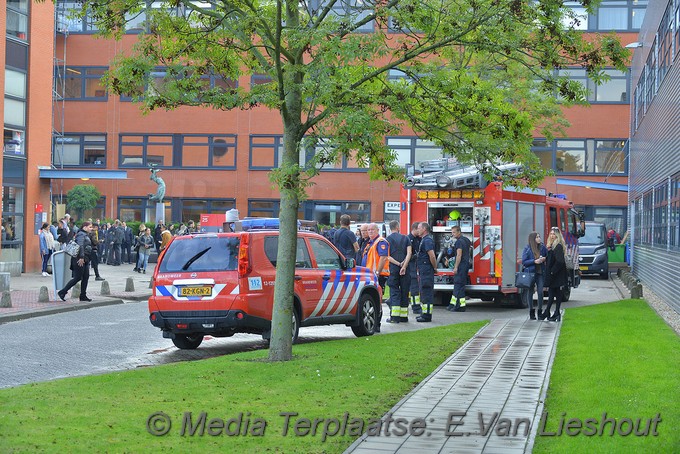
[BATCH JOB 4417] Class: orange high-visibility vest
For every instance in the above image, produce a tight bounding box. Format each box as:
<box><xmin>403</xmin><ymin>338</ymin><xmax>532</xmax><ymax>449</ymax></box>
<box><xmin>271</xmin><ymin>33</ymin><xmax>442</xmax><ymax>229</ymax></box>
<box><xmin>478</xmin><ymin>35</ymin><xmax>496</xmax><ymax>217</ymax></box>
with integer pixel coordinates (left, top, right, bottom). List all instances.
<box><xmin>365</xmin><ymin>237</ymin><xmax>390</xmax><ymax>277</ymax></box>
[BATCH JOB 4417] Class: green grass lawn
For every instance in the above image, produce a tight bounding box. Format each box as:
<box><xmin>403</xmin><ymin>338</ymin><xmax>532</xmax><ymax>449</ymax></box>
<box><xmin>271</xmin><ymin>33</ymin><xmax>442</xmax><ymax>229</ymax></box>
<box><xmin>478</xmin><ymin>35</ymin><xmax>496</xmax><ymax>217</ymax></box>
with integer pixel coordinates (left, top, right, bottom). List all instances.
<box><xmin>533</xmin><ymin>299</ymin><xmax>680</xmax><ymax>453</ymax></box>
<box><xmin>0</xmin><ymin>321</ymin><xmax>485</xmax><ymax>453</ymax></box>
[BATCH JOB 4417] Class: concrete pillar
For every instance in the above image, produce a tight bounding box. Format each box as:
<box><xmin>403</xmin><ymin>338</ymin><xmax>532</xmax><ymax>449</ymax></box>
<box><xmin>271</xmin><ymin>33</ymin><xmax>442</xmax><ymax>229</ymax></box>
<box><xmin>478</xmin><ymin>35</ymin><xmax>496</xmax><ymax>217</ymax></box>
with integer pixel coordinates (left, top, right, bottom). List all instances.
<box><xmin>631</xmin><ymin>284</ymin><xmax>643</xmax><ymax>299</ymax></box>
<box><xmin>39</xmin><ymin>286</ymin><xmax>50</xmax><ymax>302</ymax></box>
<box><xmin>0</xmin><ymin>291</ymin><xmax>11</xmax><ymax>308</ymax></box>
<box><xmin>0</xmin><ymin>272</ymin><xmax>10</xmax><ymax>292</ymax></box>
<box><xmin>73</xmin><ymin>282</ymin><xmax>81</xmax><ymax>299</ymax></box>
<box><xmin>101</xmin><ymin>280</ymin><xmax>111</xmax><ymax>295</ymax></box>
<box><xmin>125</xmin><ymin>277</ymin><xmax>135</xmax><ymax>292</ymax></box>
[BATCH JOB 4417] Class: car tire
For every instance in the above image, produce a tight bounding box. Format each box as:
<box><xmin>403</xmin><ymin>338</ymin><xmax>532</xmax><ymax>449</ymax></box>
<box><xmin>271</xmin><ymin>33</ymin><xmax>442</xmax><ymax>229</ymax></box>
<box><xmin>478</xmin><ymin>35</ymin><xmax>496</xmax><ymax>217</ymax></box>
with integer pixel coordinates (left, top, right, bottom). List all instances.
<box><xmin>352</xmin><ymin>294</ymin><xmax>378</xmax><ymax>337</ymax></box>
<box><xmin>291</xmin><ymin>308</ymin><xmax>300</xmax><ymax>344</ymax></box>
<box><xmin>172</xmin><ymin>333</ymin><xmax>204</xmax><ymax>350</ymax></box>
<box><xmin>562</xmin><ymin>286</ymin><xmax>571</xmax><ymax>302</ymax></box>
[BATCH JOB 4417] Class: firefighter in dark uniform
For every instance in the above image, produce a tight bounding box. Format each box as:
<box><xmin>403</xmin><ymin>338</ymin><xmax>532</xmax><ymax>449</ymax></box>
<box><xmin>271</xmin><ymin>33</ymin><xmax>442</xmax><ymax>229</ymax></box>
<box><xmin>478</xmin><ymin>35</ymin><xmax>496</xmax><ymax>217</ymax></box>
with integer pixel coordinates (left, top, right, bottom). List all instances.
<box><xmin>416</xmin><ymin>222</ymin><xmax>437</xmax><ymax>322</ymax></box>
<box><xmin>448</xmin><ymin>225</ymin><xmax>471</xmax><ymax>312</ymax></box>
<box><xmin>386</xmin><ymin>220</ymin><xmax>412</xmax><ymax>323</ymax></box>
<box><xmin>407</xmin><ymin>221</ymin><xmax>422</xmax><ymax>314</ymax></box>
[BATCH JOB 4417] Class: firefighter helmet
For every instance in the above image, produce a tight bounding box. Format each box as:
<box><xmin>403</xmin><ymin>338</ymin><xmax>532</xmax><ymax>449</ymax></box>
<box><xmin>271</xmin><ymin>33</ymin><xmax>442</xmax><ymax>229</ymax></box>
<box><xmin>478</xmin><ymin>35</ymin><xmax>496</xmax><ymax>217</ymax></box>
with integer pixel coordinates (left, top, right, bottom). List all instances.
<box><xmin>448</xmin><ymin>210</ymin><xmax>461</xmax><ymax>220</ymax></box>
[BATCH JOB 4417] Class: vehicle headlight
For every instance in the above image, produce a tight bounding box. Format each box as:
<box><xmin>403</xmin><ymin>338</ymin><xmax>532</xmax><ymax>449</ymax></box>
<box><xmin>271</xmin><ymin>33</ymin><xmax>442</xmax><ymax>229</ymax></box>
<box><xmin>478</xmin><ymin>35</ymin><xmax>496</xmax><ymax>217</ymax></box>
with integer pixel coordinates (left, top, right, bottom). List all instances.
<box><xmin>594</xmin><ymin>247</ymin><xmax>607</xmax><ymax>255</ymax></box>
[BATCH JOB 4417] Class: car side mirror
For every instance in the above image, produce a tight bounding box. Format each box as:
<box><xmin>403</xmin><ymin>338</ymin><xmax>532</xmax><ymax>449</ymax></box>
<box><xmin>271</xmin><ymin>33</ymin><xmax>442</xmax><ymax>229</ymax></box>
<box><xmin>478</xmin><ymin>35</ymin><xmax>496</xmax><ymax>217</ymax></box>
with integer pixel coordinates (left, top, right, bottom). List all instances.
<box><xmin>344</xmin><ymin>257</ymin><xmax>355</xmax><ymax>269</ymax></box>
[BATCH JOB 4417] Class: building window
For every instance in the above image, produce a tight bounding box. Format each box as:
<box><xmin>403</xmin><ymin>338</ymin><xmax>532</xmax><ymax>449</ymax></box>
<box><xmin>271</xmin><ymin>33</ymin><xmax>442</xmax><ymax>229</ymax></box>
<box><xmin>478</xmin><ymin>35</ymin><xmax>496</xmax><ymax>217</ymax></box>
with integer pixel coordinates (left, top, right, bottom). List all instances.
<box><xmin>4</xmin><ymin>98</ymin><xmax>25</xmax><ymax>128</ymax></box>
<box><xmin>532</xmin><ymin>139</ymin><xmax>627</xmax><ymax>175</ymax></box>
<box><xmin>53</xmin><ymin>134</ymin><xmax>107</xmax><ymax>167</ymax></box>
<box><xmin>2</xmin><ymin>158</ymin><xmax>25</xmax><ymax>263</ymax></box>
<box><xmin>3</xmin><ymin>129</ymin><xmax>24</xmax><ymax>157</ymax></box>
<box><xmin>594</xmin><ymin>0</ymin><xmax>647</xmax><ymax>31</ymax></box>
<box><xmin>120</xmin><ymin>134</ymin><xmax>174</xmax><ymax>167</ymax></box>
<box><xmin>250</xmin><ymin>135</ymin><xmax>285</xmax><ymax>169</ymax></box>
<box><xmin>386</xmin><ymin>137</ymin><xmax>443</xmax><ymax>167</ymax></box>
<box><xmin>58</xmin><ymin>1</ymin><xmax>99</xmax><ymax>33</ymax></box>
<box><xmin>118</xmin><ymin>197</ymin><xmax>172</xmax><ymax>223</ymax></box>
<box><xmin>63</xmin><ymin>67</ymin><xmax>107</xmax><ymax>100</ymax></box>
<box><xmin>306</xmin><ymin>0</ymin><xmax>374</xmax><ymax>32</ymax></box>
<box><xmin>248</xmin><ymin>199</ymin><xmax>305</xmax><ymax>219</ymax></box>
<box><xmin>120</xmin><ymin>134</ymin><xmax>236</xmax><ymax>168</ymax></box>
<box><xmin>6</xmin><ymin>0</ymin><xmax>29</xmax><ymax>40</ymax></box>
<box><xmin>58</xmin><ymin>195</ymin><xmax>107</xmax><ymax>220</ymax></box>
<box><xmin>670</xmin><ymin>173</ymin><xmax>680</xmax><ymax>250</ymax></box>
<box><xmin>563</xmin><ymin>0</ymin><xmax>646</xmax><ymax>31</ymax></box>
<box><xmin>179</xmin><ymin>198</ymin><xmax>235</xmax><ymax>224</ymax></box>
<box><xmin>641</xmin><ymin>191</ymin><xmax>653</xmax><ymax>245</ymax></box>
<box><xmin>180</xmin><ymin>135</ymin><xmax>237</xmax><ymax>168</ymax></box>
<box><xmin>250</xmin><ymin>74</ymin><xmax>273</xmax><ymax>87</ymax></box>
<box><xmin>557</xmin><ymin>68</ymin><xmax>629</xmax><ymax>103</ymax></box>
<box><xmin>305</xmin><ymin>201</ymin><xmax>370</xmax><ymax>226</ymax></box>
<box><xmin>653</xmin><ymin>183</ymin><xmax>668</xmax><ymax>248</ymax></box>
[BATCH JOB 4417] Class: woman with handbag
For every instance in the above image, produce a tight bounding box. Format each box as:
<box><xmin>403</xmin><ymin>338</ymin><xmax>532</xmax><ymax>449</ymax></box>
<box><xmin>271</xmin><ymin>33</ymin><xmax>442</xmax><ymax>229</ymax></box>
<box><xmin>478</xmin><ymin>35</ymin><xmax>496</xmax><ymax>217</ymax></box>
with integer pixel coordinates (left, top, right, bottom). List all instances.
<box><xmin>521</xmin><ymin>232</ymin><xmax>548</xmax><ymax>320</ymax></box>
<box><xmin>57</xmin><ymin>222</ymin><xmax>94</xmax><ymax>302</ymax></box>
<box><xmin>38</xmin><ymin>223</ymin><xmax>54</xmax><ymax>277</ymax></box>
<box><xmin>542</xmin><ymin>227</ymin><xmax>568</xmax><ymax>322</ymax></box>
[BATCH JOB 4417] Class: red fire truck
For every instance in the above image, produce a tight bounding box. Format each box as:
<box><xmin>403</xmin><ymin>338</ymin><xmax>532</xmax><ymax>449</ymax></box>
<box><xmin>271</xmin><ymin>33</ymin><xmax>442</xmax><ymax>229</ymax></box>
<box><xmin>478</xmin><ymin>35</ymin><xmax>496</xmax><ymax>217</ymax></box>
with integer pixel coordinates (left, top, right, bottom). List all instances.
<box><xmin>400</xmin><ymin>158</ymin><xmax>583</xmax><ymax>307</ymax></box>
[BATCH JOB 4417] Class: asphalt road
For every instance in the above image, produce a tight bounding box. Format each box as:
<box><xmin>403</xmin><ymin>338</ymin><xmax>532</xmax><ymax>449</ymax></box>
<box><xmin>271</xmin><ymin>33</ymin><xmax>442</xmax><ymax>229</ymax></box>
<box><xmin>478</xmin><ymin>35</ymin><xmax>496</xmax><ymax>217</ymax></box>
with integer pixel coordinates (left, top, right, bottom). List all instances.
<box><xmin>0</xmin><ymin>275</ymin><xmax>622</xmax><ymax>389</ymax></box>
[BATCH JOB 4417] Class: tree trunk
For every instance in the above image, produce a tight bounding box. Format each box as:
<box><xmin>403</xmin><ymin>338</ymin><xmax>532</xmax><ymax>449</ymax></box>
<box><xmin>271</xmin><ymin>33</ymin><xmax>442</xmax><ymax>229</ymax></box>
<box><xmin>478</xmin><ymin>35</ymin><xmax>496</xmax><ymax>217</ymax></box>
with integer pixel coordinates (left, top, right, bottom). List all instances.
<box><xmin>267</xmin><ymin>122</ymin><xmax>302</xmax><ymax>362</ymax></box>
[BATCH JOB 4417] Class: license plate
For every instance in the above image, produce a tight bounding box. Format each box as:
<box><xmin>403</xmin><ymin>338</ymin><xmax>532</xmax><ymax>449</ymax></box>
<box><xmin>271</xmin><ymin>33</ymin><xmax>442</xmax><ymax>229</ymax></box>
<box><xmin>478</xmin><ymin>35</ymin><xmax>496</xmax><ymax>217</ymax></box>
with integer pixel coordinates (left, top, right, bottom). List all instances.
<box><xmin>179</xmin><ymin>286</ymin><xmax>212</xmax><ymax>297</ymax></box>
<box><xmin>579</xmin><ymin>265</ymin><xmax>588</xmax><ymax>271</ymax></box>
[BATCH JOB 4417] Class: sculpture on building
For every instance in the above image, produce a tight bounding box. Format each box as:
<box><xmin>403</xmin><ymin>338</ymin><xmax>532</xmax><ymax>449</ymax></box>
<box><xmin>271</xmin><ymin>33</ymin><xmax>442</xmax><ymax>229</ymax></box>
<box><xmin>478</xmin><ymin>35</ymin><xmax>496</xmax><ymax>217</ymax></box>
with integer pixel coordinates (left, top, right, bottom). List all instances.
<box><xmin>148</xmin><ymin>164</ymin><xmax>166</xmax><ymax>203</ymax></box>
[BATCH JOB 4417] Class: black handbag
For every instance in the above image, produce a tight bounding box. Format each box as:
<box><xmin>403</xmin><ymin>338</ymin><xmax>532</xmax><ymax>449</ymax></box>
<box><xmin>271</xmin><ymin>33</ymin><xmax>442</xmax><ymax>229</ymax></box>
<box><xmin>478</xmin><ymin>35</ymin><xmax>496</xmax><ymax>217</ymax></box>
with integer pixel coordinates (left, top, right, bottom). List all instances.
<box><xmin>515</xmin><ymin>270</ymin><xmax>535</xmax><ymax>289</ymax></box>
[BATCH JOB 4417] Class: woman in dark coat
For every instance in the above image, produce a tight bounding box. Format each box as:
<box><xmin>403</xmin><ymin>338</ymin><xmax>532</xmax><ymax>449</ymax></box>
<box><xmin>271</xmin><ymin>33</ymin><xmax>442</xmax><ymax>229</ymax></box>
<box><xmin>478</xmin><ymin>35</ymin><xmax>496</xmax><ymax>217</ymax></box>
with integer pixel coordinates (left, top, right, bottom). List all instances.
<box><xmin>58</xmin><ymin>222</ymin><xmax>94</xmax><ymax>302</ymax></box>
<box><xmin>521</xmin><ymin>232</ymin><xmax>548</xmax><ymax>320</ymax></box>
<box><xmin>541</xmin><ymin>227</ymin><xmax>568</xmax><ymax>321</ymax></box>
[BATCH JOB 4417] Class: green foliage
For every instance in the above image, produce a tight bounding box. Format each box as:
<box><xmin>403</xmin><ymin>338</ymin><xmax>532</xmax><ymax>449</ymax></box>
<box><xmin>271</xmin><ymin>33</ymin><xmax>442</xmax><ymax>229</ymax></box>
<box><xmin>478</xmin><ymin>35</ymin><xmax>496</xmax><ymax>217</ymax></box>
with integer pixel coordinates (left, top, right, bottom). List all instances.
<box><xmin>66</xmin><ymin>185</ymin><xmax>101</xmax><ymax>220</ymax></box>
<box><xmin>534</xmin><ymin>300</ymin><xmax>680</xmax><ymax>453</ymax></box>
<box><xmin>0</xmin><ymin>322</ymin><xmax>486</xmax><ymax>452</ymax></box>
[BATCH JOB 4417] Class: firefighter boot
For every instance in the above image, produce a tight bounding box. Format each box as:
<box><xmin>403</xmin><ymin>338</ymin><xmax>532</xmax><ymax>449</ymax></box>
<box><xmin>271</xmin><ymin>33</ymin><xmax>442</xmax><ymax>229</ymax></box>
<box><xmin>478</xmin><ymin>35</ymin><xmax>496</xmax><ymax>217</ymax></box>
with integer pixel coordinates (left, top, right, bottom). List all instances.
<box><xmin>399</xmin><ymin>306</ymin><xmax>409</xmax><ymax>323</ymax></box>
<box><xmin>386</xmin><ymin>305</ymin><xmax>400</xmax><ymax>323</ymax></box>
<box><xmin>454</xmin><ymin>298</ymin><xmax>466</xmax><ymax>312</ymax></box>
<box><xmin>417</xmin><ymin>304</ymin><xmax>432</xmax><ymax>322</ymax></box>
<box><xmin>411</xmin><ymin>295</ymin><xmax>422</xmax><ymax>315</ymax></box>
<box><xmin>530</xmin><ymin>309</ymin><xmax>536</xmax><ymax>320</ymax></box>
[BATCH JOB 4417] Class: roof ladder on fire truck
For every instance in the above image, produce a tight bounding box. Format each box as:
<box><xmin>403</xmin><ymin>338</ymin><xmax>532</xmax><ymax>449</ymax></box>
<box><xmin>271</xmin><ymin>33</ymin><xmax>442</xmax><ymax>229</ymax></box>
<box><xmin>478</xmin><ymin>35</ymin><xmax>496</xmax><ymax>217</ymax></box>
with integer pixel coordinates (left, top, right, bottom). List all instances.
<box><xmin>404</xmin><ymin>158</ymin><xmax>523</xmax><ymax>189</ymax></box>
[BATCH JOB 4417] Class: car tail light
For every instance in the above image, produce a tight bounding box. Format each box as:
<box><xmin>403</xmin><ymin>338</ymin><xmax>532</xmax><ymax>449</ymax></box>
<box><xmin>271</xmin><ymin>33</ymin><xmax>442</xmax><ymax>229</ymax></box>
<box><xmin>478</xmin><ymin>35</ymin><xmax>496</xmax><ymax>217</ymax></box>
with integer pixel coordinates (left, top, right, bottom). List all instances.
<box><xmin>176</xmin><ymin>323</ymin><xmax>188</xmax><ymax>329</ymax></box>
<box><xmin>238</xmin><ymin>234</ymin><xmax>251</xmax><ymax>277</ymax></box>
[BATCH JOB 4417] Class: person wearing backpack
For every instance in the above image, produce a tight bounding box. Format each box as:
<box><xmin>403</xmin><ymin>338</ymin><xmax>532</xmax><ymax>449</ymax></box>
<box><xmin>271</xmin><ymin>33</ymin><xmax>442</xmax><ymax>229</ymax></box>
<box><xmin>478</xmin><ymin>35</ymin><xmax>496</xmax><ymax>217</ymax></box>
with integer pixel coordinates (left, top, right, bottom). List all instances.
<box><xmin>448</xmin><ymin>225</ymin><xmax>470</xmax><ymax>312</ymax></box>
<box><xmin>58</xmin><ymin>221</ymin><xmax>94</xmax><ymax>302</ymax></box>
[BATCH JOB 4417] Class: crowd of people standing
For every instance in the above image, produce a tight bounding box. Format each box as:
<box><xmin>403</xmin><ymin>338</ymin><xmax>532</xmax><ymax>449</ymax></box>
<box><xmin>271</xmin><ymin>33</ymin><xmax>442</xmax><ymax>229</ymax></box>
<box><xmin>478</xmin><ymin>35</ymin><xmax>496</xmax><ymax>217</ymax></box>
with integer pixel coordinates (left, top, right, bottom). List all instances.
<box><xmin>331</xmin><ymin>216</ymin><xmax>568</xmax><ymax>325</ymax></box>
<box><xmin>45</xmin><ymin>216</ymin><xmax>198</xmax><ymax>301</ymax></box>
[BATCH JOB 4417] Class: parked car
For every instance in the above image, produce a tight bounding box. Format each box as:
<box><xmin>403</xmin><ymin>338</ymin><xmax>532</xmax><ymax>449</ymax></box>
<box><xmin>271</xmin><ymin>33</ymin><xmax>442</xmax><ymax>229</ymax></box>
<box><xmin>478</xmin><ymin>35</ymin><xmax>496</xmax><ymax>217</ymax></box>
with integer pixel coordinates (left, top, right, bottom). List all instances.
<box><xmin>148</xmin><ymin>227</ymin><xmax>382</xmax><ymax>349</ymax></box>
<box><xmin>578</xmin><ymin>222</ymin><xmax>609</xmax><ymax>279</ymax></box>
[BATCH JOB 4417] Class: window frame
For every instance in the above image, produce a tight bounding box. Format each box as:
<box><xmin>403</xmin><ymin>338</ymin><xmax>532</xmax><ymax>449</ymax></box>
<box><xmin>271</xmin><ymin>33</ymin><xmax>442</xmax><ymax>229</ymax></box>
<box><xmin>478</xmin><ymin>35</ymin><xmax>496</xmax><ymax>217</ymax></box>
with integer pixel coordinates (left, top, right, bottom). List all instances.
<box><xmin>53</xmin><ymin>133</ymin><xmax>107</xmax><ymax>167</ymax></box>
<box><xmin>62</xmin><ymin>66</ymin><xmax>108</xmax><ymax>101</ymax></box>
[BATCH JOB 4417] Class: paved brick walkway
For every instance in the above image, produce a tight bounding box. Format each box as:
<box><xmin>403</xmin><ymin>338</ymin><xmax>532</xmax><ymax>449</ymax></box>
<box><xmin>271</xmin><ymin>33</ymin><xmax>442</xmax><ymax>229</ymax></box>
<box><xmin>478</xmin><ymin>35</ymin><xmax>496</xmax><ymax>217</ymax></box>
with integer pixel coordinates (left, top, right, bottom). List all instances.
<box><xmin>0</xmin><ymin>263</ymin><xmax>154</xmax><ymax>324</ymax></box>
<box><xmin>345</xmin><ymin>318</ymin><xmax>561</xmax><ymax>454</ymax></box>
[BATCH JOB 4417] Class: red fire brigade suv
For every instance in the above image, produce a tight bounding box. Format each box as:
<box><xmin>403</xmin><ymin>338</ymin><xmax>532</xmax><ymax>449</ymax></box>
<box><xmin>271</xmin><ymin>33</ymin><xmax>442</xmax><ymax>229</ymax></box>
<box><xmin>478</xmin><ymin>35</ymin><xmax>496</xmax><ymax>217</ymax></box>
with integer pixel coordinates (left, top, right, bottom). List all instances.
<box><xmin>148</xmin><ymin>225</ymin><xmax>382</xmax><ymax>349</ymax></box>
